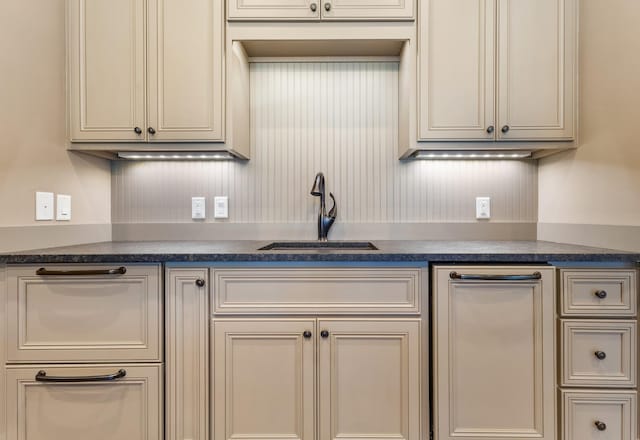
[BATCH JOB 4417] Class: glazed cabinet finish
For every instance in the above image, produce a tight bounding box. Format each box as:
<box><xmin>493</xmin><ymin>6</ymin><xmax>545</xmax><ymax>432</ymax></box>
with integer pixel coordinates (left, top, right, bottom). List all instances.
<box><xmin>433</xmin><ymin>266</ymin><xmax>556</xmax><ymax>440</ymax></box>
<box><xmin>227</xmin><ymin>0</ymin><xmax>414</xmax><ymax>20</ymax></box>
<box><xmin>68</xmin><ymin>0</ymin><xmax>223</xmax><ymax>142</ymax></box>
<box><xmin>5</xmin><ymin>364</ymin><xmax>162</xmax><ymax>440</ymax></box>
<box><xmin>419</xmin><ymin>0</ymin><xmax>576</xmax><ymax>142</ymax></box>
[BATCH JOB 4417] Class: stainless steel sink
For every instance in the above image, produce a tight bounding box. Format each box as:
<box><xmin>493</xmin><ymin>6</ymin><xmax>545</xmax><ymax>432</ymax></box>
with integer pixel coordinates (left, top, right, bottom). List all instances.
<box><xmin>258</xmin><ymin>241</ymin><xmax>378</xmax><ymax>251</ymax></box>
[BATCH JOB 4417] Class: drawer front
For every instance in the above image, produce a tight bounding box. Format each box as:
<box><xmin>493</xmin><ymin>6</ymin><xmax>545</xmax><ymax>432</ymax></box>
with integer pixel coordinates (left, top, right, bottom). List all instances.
<box><xmin>212</xmin><ymin>267</ymin><xmax>423</xmax><ymax>315</ymax></box>
<box><xmin>561</xmin><ymin>320</ymin><xmax>636</xmax><ymax>388</ymax></box>
<box><xmin>561</xmin><ymin>269</ymin><xmax>637</xmax><ymax>317</ymax></box>
<box><xmin>7</xmin><ymin>264</ymin><xmax>162</xmax><ymax>362</ymax></box>
<box><xmin>561</xmin><ymin>390</ymin><xmax>637</xmax><ymax>440</ymax></box>
<box><xmin>6</xmin><ymin>364</ymin><xmax>162</xmax><ymax>440</ymax></box>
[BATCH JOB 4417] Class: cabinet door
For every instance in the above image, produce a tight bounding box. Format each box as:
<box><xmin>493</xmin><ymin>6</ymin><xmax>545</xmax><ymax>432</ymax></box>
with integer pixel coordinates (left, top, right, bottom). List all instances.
<box><xmin>433</xmin><ymin>266</ymin><xmax>556</xmax><ymax>440</ymax></box>
<box><xmin>147</xmin><ymin>0</ymin><xmax>224</xmax><ymax>141</ymax></box>
<box><xmin>68</xmin><ymin>0</ymin><xmax>146</xmax><ymax>141</ymax></box>
<box><xmin>418</xmin><ymin>0</ymin><xmax>495</xmax><ymax>140</ymax></box>
<box><xmin>227</xmin><ymin>0</ymin><xmax>320</xmax><ymax>21</ymax></box>
<box><xmin>5</xmin><ymin>364</ymin><xmax>162</xmax><ymax>440</ymax></box>
<box><xmin>212</xmin><ymin>319</ymin><xmax>316</xmax><ymax>440</ymax></box>
<box><xmin>497</xmin><ymin>0</ymin><xmax>576</xmax><ymax>140</ymax></box>
<box><xmin>321</xmin><ymin>0</ymin><xmax>414</xmax><ymax>20</ymax></box>
<box><xmin>318</xmin><ymin>319</ymin><xmax>420</xmax><ymax>440</ymax></box>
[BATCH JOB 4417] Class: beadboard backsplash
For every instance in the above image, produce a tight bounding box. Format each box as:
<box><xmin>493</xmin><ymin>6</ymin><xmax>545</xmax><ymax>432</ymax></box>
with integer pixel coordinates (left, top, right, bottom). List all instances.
<box><xmin>112</xmin><ymin>62</ymin><xmax>537</xmax><ymax>238</ymax></box>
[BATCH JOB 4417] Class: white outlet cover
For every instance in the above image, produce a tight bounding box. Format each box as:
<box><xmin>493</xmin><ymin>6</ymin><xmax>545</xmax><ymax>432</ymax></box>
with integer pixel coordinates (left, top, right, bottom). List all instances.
<box><xmin>476</xmin><ymin>197</ymin><xmax>491</xmax><ymax>219</ymax></box>
<box><xmin>56</xmin><ymin>194</ymin><xmax>71</xmax><ymax>221</ymax></box>
<box><xmin>35</xmin><ymin>192</ymin><xmax>54</xmax><ymax>221</ymax></box>
<box><xmin>214</xmin><ymin>196</ymin><xmax>229</xmax><ymax>219</ymax></box>
<box><xmin>192</xmin><ymin>197</ymin><xmax>206</xmax><ymax>220</ymax></box>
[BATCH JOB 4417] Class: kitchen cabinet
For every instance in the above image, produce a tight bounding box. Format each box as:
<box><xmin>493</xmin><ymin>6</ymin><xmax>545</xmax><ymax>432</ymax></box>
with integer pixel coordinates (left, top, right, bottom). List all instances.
<box><xmin>227</xmin><ymin>0</ymin><xmax>414</xmax><ymax>21</ymax></box>
<box><xmin>68</xmin><ymin>0</ymin><xmax>223</xmax><ymax>142</ymax></box>
<box><xmin>432</xmin><ymin>266</ymin><xmax>556</xmax><ymax>440</ymax></box>
<box><xmin>418</xmin><ymin>0</ymin><xmax>576</xmax><ymax>142</ymax></box>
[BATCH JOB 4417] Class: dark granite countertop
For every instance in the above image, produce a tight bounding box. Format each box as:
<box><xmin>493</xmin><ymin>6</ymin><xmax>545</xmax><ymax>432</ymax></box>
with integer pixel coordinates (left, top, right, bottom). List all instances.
<box><xmin>1</xmin><ymin>240</ymin><xmax>639</xmax><ymax>264</ymax></box>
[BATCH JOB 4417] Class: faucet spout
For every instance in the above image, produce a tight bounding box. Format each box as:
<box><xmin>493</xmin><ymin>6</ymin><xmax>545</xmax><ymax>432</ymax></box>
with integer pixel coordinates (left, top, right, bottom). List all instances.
<box><xmin>310</xmin><ymin>173</ymin><xmax>337</xmax><ymax>241</ymax></box>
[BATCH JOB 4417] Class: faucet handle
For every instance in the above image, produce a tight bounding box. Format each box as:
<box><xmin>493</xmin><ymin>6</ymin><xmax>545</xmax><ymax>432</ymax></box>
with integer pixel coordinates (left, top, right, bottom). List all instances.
<box><xmin>328</xmin><ymin>192</ymin><xmax>337</xmax><ymax>219</ymax></box>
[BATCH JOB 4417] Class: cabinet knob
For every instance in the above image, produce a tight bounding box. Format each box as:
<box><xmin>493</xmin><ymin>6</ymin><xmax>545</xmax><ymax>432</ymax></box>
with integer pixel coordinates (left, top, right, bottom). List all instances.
<box><xmin>303</xmin><ymin>330</ymin><xmax>312</xmax><ymax>339</ymax></box>
<box><xmin>148</xmin><ymin>127</ymin><xmax>156</xmax><ymax>135</ymax></box>
<box><xmin>134</xmin><ymin>126</ymin><xmax>142</xmax><ymax>135</ymax></box>
<box><xmin>324</xmin><ymin>2</ymin><xmax>331</xmax><ymax>11</ymax></box>
<box><xmin>594</xmin><ymin>290</ymin><xmax>607</xmax><ymax>299</ymax></box>
<box><xmin>501</xmin><ymin>125</ymin><xmax>510</xmax><ymax>133</ymax></box>
<box><xmin>486</xmin><ymin>125</ymin><xmax>495</xmax><ymax>134</ymax></box>
<box><xmin>594</xmin><ymin>421</ymin><xmax>607</xmax><ymax>431</ymax></box>
<box><xmin>310</xmin><ymin>2</ymin><xmax>317</xmax><ymax>11</ymax></box>
<box><xmin>594</xmin><ymin>351</ymin><xmax>606</xmax><ymax>360</ymax></box>
<box><xmin>320</xmin><ymin>330</ymin><xmax>329</xmax><ymax>338</ymax></box>
<box><xmin>195</xmin><ymin>278</ymin><xmax>205</xmax><ymax>287</ymax></box>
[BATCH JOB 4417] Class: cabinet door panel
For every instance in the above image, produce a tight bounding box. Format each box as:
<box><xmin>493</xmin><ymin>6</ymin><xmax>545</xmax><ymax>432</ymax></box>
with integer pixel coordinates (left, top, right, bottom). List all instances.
<box><xmin>68</xmin><ymin>0</ymin><xmax>146</xmax><ymax>141</ymax></box>
<box><xmin>418</xmin><ymin>0</ymin><xmax>495</xmax><ymax>140</ymax></box>
<box><xmin>147</xmin><ymin>0</ymin><xmax>224</xmax><ymax>141</ymax></box>
<box><xmin>5</xmin><ymin>365</ymin><xmax>162</xmax><ymax>440</ymax></box>
<box><xmin>227</xmin><ymin>0</ymin><xmax>320</xmax><ymax>20</ymax></box>
<box><xmin>497</xmin><ymin>0</ymin><xmax>576</xmax><ymax>140</ymax></box>
<box><xmin>433</xmin><ymin>266</ymin><xmax>556</xmax><ymax>440</ymax></box>
<box><xmin>318</xmin><ymin>319</ymin><xmax>420</xmax><ymax>440</ymax></box>
<box><xmin>561</xmin><ymin>390</ymin><xmax>636</xmax><ymax>440</ymax></box>
<box><xmin>213</xmin><ymin>319</ymin><xmax>315</xmax><ymax>440</ymax></box>
<box><xmin>322</xmin><ymin>0</ymin><xmax>414</xmax><ymax>20</ymax></box>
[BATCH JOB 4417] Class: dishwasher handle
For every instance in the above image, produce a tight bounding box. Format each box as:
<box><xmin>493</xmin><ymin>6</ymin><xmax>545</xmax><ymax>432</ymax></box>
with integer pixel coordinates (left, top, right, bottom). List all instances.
<box><xmin>35</xmin><ymin>369</ymin><xmax>127</xmax><ymax>383</ymax></box>
<box><xmin>36</xmin><ymin>267</ymin><xmax>127</xmax><ymax>276</ymax></box>
<box><xmin>450</xmin><ymin>271</ymin><xmax>542</xmax><ymax>281</ymax></box>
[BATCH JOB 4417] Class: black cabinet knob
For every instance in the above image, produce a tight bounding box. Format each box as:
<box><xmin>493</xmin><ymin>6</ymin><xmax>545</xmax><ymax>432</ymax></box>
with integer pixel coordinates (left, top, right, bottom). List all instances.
<box><xmin>594</xmin><ymin>290</ymin><xmax>607</xmax><ymax>299</ymax></box>
<box><xmin>594</xmin><ymin>351</ymin><xmax>606</xmax><ymax>360</ymax></box>
<box><xmin>324</xmin><ymin>2</ymin><xmax>331</xmax><ymax>11</ymax></box>
<box><xmin>195</xmin><ymin>278</ymin><xmax>205</xmax><ymax>287</ymax></box>
<box><xmin>486</xmin><ymin>125</ymin><xmax>495</xmax><ymax>134</ymax></box>
<box><xmin>303</xmin><ymin>330</ymin><xmax>312</xmax><ymax>339</ymax></box>
<box><xmin>320</xmin><ymin>330</ymin><xmax>329</xmax><ymax>338</ymax></box>
<box><xmin>148</xmin><ymin>127</ymin><xmax>156</xmax><ymax>135</ymax></box>
<box><xmin>501</xmin><ymin>125</ymin><xmax>510</xmax><ymax>133</ymax></box>
<box><xmin>310</xmin><ymin>2</ymin><xmax>317</xmax><ymax>11</ymax></box>
<box><xmin>134</xmin><ymin>127</ymin><xmax>142</xmax><ymax>135</ymax></box>
<box><xmin>594</xmin><ymin>421</ymin><xmax>607</xmax><ymax>431</ymax></box>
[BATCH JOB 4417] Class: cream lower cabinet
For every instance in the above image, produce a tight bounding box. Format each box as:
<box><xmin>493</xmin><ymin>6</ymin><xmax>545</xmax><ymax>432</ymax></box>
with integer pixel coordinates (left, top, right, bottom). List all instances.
<box><xmin>432</xmin><ymin>266</ymin><xmax>556</xmax><ymax>440</ymax></box>
<box><xmin>212</xmin><ymin>318</ymin><xmax>420</xmax><ymax>440</ymax></box>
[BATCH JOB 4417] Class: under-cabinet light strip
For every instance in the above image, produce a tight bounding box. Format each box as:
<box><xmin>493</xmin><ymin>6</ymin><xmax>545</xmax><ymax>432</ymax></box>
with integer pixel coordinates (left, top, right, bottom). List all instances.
<box><xmin>118</xmin><ymin>152</ymin><xmax>236</xmax><ymax>161</ymax></box>
<box><xmin>412</xmin><ymin>151</ymin><xmax>533</xmax><ymax>160</ymax></box>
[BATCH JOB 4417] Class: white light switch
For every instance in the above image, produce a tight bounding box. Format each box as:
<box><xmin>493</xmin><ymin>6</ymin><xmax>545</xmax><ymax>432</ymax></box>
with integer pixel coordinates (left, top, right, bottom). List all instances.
<box><xmin>56</xmin><ymin>194</ymin><xmax>71</xmax><ymax>221</ymax></box>
<box><xmin>214</xmin><ymin>196</ymin><xmax>229</xmax><ymax>219</ymax></box>
<box><xmin>476</xmin><ymin>197</ymin><xmax>491</xmax><ymax>219</ymax></box>
<box><xmin>36</xmin><ymin>192</ymin><xmax>54</xmax><ymax>221</ymax></box>
<box><xmin>192</xmin><ymin>197</ymin><xmax>206</xmax><ymax>220</ymax></box>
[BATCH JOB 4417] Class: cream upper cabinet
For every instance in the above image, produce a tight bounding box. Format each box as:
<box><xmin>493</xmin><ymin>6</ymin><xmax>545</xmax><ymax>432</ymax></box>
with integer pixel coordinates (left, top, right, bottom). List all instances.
<box><xmin>68</xmin><ymin>0</ymin><xmax>224</xmax><ymax>142</ymax></box>
<box><xmin>419</xmin><ymin>0</ymin><xmax>576</xmax><ymax>142</ymax></box>
<box><xmin>227</xmin><ymin>0</ymin><xmax>413</xmax><ymax>20</ymax></box>
<box><xmin>433</xmin><ymin>266</ymin><xmax>556</xmax><ymax>440</ymax></box>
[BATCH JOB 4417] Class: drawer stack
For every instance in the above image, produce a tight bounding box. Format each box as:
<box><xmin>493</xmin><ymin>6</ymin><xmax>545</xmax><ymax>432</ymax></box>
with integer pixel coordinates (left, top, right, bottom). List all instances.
<box><xmin>559</xmin><ymin>269</ymin><xmax>638</xmax><ymax>440</ymax></box>
<box><xmin>2</xmin><ymin>264</ymin><xmax>163</xmax><ymax>440</ymax></box>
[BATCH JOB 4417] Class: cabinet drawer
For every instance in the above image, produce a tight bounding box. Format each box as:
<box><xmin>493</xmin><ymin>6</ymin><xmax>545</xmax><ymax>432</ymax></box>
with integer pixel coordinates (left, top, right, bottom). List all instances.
<box><xmin>5</xmin><ymin>364</ymin><xmax>162</xmax><ymax>440</ymax></box>
<box><xmin>561</xmin><ymin>390</ymin><xmax>637</xmax><ymax>440</ymax></box>
<box><xmin>561</xmin><ymin>320</ymin><xmax>636</xmax><ymax>387</ymax></box>
<box><xmin>561</xmin><ymin>269</ymin><xmax>637</xmax><ymax>317</ymax></box>
<box><xmin>6</xmin><ymin>264</ymin><xmax>162</xmax><ymax>362</ymax></box>
<box><xmin>212</xmin><ymin>267</ymin><xmax>423</xmax><ymax>315</ymax></box>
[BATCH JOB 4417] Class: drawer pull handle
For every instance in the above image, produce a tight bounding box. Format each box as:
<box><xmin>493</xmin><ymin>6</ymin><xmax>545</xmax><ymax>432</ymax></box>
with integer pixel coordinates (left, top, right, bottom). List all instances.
<box><xmin>303</xmin><ymin>330</ymin><xmax>312</xmax><ymax>339</ymax></box>
<box><xmin>594</xmin><ymin>421</ymin><xmax>607</xmax><ymax>431</ymax></box>
<box><xmin>35</xmin><ymin>369</ymin><xmax>127</xmax><ymax>383</ymax></box>
<box><xmin>594</xmin><ymin>290</ymin><xmax>608</xmax><ymax>299</ymax></box>
<box><xmin>449</xmin><ymin>272</ymin><xmax>542</xmax><ymax>281</ymax></box>
<box><xmin>36</xmin><ymin>267</ymin><xmax>127</xmax><ymax>276</ymax></box>
<box><xmin>594</xmin><ymin>351</ymin><xmax>607</xmax><ymax>360</ymax></box>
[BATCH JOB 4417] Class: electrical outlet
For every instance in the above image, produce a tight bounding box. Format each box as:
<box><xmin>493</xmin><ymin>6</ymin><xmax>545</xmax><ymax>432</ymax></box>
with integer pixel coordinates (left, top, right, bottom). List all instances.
<box><xmin>214</xmin><ymin>196</ymin><xmax>229</xmax><ymax>219</ymax></box>
<box><xmin>56</xmin><ymin>194</ymin><xmax>71</xmax><ymax>221</ymax></box>
<box><xmin>35</xmin><ymin>192</ymin><xmax>54</xmax><ymax>221</ymax></box>
<box><xmin>192</xmin><ymin>197</ymin><xmax>206</xmax><ymax>220</ymax></box>
<box><xmin>476</xmin><ymin>197</ymin><xmax>491</xmax><ymax>219</ymax></box>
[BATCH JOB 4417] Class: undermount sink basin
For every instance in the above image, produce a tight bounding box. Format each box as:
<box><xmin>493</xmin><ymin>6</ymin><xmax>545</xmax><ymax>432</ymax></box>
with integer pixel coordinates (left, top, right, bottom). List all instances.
<box><xmin>258</xmin><ymin>241</ymin><xmax>379</xmax><ymax>251</ymax></box>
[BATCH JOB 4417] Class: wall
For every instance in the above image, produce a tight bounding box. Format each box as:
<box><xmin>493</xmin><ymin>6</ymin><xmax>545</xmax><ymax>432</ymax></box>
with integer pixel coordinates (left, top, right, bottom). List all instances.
<box><xmin>0</xmin><ymin>0</ymin><xmax>112</xmax><ymax>252</ymax></box>
<box><xmin>113</xmin><ymin>62</ymin><xmax>538</xmax><ymax>241</ymax></box>
<box><xmin>537</xmin><ymin>0</ymin><xmax>640</xmax><ymax>251</ymax></box>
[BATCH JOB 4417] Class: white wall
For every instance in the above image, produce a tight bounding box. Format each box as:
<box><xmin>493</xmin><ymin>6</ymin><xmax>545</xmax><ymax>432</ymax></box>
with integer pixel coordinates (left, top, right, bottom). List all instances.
<box><xmin>0</xmin><ymin>0</ymin><xmax>112</xmax><ymax>252</ymax></box>
<box><xmin>538</xmin><ymin>0</ymin><xmax>640</xmax><ymax>251</ymax></box>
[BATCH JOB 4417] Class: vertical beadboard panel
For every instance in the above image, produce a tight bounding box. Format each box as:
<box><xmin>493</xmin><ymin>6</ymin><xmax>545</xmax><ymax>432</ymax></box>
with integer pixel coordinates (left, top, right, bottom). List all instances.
<box><xmin>112</xmin><ymin>62</ymin><xmax>537</xmax><ymax>223</ymax></box>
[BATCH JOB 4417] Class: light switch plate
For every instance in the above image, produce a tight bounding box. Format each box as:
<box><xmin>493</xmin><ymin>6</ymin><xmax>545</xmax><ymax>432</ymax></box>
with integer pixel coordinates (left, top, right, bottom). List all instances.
<box><xmin>35</xmin><ymin>192</ymin><xmax>54</xmax><ymax>221</ymax></box>
<box><xmin>476</xmin><ymin>197</ymin><xmax>491</xmax><ymax>219</ymax></box>
<box><xmin>192</xmin><ymin>197</ymin><xmax>206</xmax><ymax>220</ymax></box>
<box><xmin>214</xmin><ymin>196</ymin><xmax>229</xmax><ymax>219</ymax></box>
<box><xmin>56</xmin><ymin>194</ymin><xmax>71</xmax><ymax>221</ymax></box>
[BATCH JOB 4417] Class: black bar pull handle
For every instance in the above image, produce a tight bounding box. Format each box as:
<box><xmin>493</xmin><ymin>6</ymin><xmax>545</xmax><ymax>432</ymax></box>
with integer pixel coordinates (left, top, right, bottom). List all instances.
<box><xmin>35</xmin><ymin>369</ymin><xmax>127</xmax><ymax>383</ymax></box>
<box><xmin>450</xmin><ymin>271</ymin><xmax>542</xmax><ymax>281</ymax></box>
<box><xmin>36</xmin><ymin>267</ymin><xmax>127</xmax><ymax>276</ymax></box>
